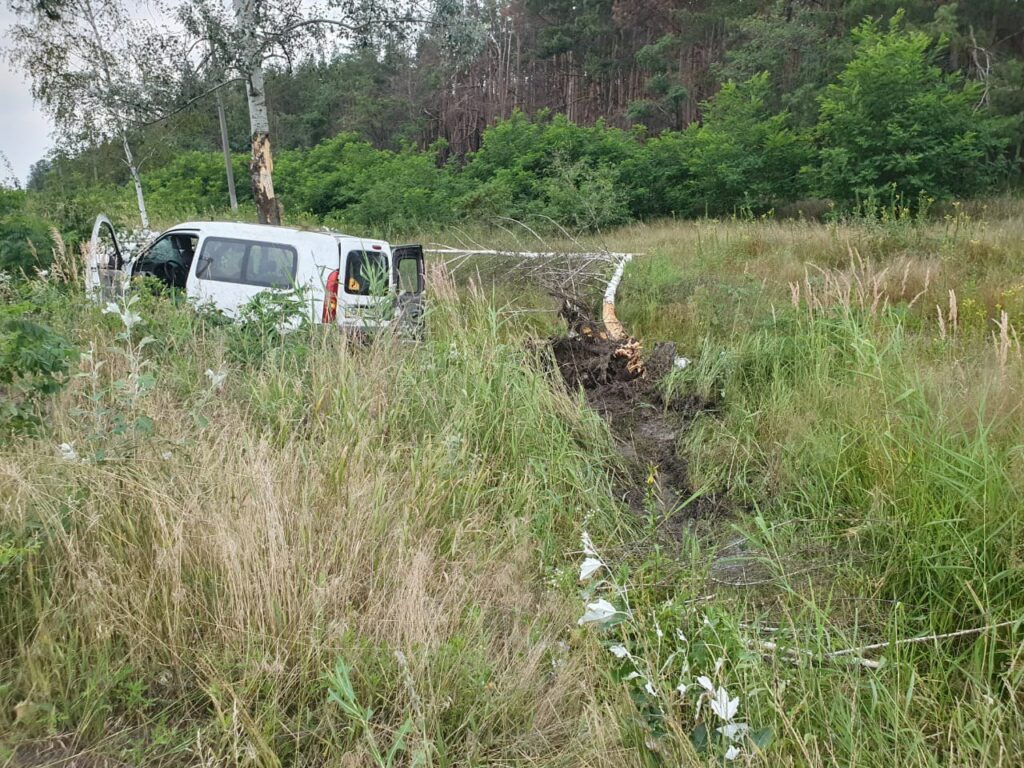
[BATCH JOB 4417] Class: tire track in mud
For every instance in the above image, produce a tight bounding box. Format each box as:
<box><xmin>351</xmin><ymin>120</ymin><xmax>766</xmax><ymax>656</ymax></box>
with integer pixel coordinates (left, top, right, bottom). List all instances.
<box><xmin>549</xmin><ymin>260</ymin><xmax>727</xmax><ymax>537</ymax></box>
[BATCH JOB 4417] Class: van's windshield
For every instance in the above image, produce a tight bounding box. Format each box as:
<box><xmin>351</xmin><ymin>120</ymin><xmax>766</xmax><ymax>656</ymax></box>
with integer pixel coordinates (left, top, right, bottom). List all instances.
<box><xmin>344</xmin><ymin>250</ymin><xmax>389</xmax><ymax>296</ymax></box>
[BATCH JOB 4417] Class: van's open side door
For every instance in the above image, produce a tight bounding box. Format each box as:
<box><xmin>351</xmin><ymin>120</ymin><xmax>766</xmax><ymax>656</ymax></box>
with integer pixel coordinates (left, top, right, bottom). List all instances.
<box><xmin>87</xmin><ymin>215</ymin><xmax>126</xmax><ymax>301</ymax></box>
<box><xmin>392</xmin><ymin>244</ymin><xmax>425</xmax><ymax>328</ymax></box>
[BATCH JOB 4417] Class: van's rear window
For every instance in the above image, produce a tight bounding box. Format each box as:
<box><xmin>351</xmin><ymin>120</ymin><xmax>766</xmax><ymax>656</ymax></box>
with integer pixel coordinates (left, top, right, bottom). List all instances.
<box><xmin>195</xmin><ymin>237</ymin><xmax>298</xmax><ymax>289</ymax></box>
<box><xmin>344</xmin><ymin>250</ymin><xmax>389</xmax><ymax>295</ymax></box>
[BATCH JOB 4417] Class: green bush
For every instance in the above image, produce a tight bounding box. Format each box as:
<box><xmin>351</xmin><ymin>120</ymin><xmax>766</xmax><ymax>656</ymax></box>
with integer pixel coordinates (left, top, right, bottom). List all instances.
<box><xmin>460</xmin><ymin>111</ymin><xmax>639</xmax><ymax>230</ymax></box>
<box><xmin>0</xmin><ymin>189</ymin><xmax>54</xmax><ymax>274</ymax></box>
<box><xmin>274</xmin><ymin>135</ymin><xmax>458</xmax><ymax>233</ymax></box>
<box><xmin>145</xmin><ymin>151</ymin><xmax>251</xmax><ymax>217</ymax></box>
<box><xmin>0</xmin><ymin>298</ymin><xmax>74</xmax><ymax>431</ymax></box>
<box><xmin>681</xmin><ymin>73</ymin><xmax>810</xmax><ymax>216</ymax></box>
<box><xmin>814</xmin><ymin>14</ymin><xmax>1014</xmax><ymax>208</ymax></box>
<box><xmin>618</xmin><ymin>130</ymin><xmax>690</xmax><ymax>219</ymax></box>
<box><xmin>324</xmin><ymin>144</ymin><xmax>460</xmax><ymax>233</ymax></box>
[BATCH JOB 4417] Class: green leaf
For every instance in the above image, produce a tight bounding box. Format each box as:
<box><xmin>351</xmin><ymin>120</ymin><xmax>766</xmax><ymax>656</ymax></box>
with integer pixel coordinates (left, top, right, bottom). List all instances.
<box><xmin>749</xmin><ymin>726</ymin><xmax>774</xmax><ymax>751</ymax></box>
<box><xmin>691</xmin><ymin>722</ymin><xmax>709</xmax><ymax>753</ymax></box>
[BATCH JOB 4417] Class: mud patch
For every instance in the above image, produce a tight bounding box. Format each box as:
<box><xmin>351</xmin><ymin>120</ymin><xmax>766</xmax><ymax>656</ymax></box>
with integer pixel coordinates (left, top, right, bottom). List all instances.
<box><xmin>550</xmin><ymin>329</ymin><xmax>724</xmax><ymax>535</ymax></box>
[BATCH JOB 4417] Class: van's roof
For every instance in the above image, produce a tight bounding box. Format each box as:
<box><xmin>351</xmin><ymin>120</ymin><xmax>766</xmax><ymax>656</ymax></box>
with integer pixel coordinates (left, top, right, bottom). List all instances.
<box><xmin>171</xmin><ymin>221</ymin><xmax>389</xmax><ymax>249</ymax></box>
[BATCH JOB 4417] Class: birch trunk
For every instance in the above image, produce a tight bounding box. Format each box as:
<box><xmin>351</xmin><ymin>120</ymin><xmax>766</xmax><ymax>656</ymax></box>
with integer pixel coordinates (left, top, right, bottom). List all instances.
<box><xmin>121</xmin><ymin>133</ymin><xmax>149</xmax><ymax>230</ymax></box>
<box><xmin>216</xmin><ymin>89</ymin><xmax>239</xmax><ymax>211</ymax></box>
<box><xmin>81</xmin><ymin>0</ymin><xmax>150</xmax><ymax>229</ymax></box>
<box><xmin>233</xmin><ymin>0</ymin><xmax>280</xmax><ymax>225</ymax></box>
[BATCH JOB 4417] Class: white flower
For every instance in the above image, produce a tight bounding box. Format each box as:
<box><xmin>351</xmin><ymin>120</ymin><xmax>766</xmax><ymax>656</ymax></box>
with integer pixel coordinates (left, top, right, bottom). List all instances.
<box><xmin>714</xmin><ymin>657</ymin><xmax>725</xmax><ymax>674</ymax></box>
<box><xmin>717</xmin><ymin>722</ymin><xmax>749</xmax><ymax>741</ymax></box>
<box><xmin>676</xmin><ymin>628</ymin><xmax>687</xmax><ymax>643</ymax></box>
<box><xmin>710</xmin><ymin>687</ymin><xmax>739</xmax><ymax>722</ymax></box>
<box><xmin>608</xmin><ymin>645</ymin><xmax>630</xmax><ymax>659</ymax></box>
<box><xmin>579</xmin><ymin>557</ymin><xmax>603</xmax><ymax>581</ymax></box>
<box><xmin>724</xmin><ymin>745</ymin><xmax>741</xmax><ymax>761</ymax></box>
<box><xmin>578</xmin><ymin>598</ymin><xmax>618</xmax><ymax>626</ymax></box>
<box><xmin>624</xmin><ymin>671</ymin><xmax>643</xmax><ymax>681</ymax></box>
<box><xmin>644</xmin><ymin>681</ymin><xmax>657</xmax><ymax>697</ymax></box>
<box><xmin>103</xmin><ymin>302</ymin><xmax>120</xmax><ymax>315</ymax></box>
<box><xmin>674</xmin><ymin>356</ymin><xmax>690</xmax><ymax>369</ymax></box>
<box><xmin>58</xmin><ymin>442</ymin><xmax>78</xmax><ymax>461</ymax></box>
<box><xmin>161</xmin><ymin>451</ymin><xmax>173</xmax><ymax>461</ymax></box>
<box><xmin>696</xmin><ymin>676</ymin><xmax>715</xmax><ymax>692</ymax></box>
<box><xmin>676</xmin><ymin>682</ymin><xmax>688</xmax><ymax>696</ymax></box>
<box><xmin>581</xmin><ymin>531</ymin><xmax>598</xmax><ymax>556</ymax></box>
<box><xmin>205</xmin><ymin>368</ymin><xmax>227</xmax><ymax>389</ymax></box>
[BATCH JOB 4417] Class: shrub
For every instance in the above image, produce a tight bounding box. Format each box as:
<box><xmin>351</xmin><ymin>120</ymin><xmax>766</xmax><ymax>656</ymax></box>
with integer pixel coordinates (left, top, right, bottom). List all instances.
<box><xmin>145</xmin><ymin>151</ymin><xmax>250</xmax><ymax>217</ymax></box>
<box><xmin>0</xmin><ymin>298</ymin><xmax>74</xmax><ymax>431</ymax></box>
<box><xmin>460</xmin><ymin>111</ymin><xmax>640</xmax><ymax>230</ymax></box>
<box><xmin>276</xmin><ymin>135</ymin><xmax>457</xmax><ymax>232</ymax></box>
<box><xmin>814</xmin><ymin>14</ymin><xmax>1013</xmax><ymax>208</ymax></box>
<box><xmin>619</xmin><ymin>130</ymin><xmax>691</xmax><ymax>219</ymax></box>
<box><xmin>681</xmin><ymin>73</ymin><xmax>810</xmax><ymax>216</ymax></box>
<box><xmin>0</xmin><ymin>189</ymin><xmax>53</xmax><ymax>274</ymax></box>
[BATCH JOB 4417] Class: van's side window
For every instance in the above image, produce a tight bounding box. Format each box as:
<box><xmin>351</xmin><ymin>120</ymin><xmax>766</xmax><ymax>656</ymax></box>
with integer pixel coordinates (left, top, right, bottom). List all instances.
<box><xmin>197</xmin><ymin>239</ymin><xmax>246</xmax><ymax>282</ymax></box>
<box><xmin>195</xmin><ymin>238</ymin><xmax>298</xmax><ymax>289</ymax></box>
<box><xmin>344</xmin><ymin>250</ymin><xmax>388</xmax><ymax>295</ymax></box>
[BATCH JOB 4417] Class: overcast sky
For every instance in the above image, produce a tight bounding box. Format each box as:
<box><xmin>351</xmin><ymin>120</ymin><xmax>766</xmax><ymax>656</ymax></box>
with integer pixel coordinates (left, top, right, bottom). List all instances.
<box><xmin>0</xmin><ymin>6</ymin><xmax>55</xmax><ymax>185</ymax></box>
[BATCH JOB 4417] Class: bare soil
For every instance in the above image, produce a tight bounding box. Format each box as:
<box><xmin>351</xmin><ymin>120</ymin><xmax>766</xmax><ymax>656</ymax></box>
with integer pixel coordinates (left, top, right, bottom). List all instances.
<box><xmin>549</xmin><ymin>323</ymin><xmax>726</xmax><ymax>536</ymax></box>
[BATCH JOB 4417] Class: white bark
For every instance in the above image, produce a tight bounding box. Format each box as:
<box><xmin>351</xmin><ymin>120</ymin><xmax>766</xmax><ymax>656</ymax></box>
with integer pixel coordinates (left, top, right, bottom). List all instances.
<box><xmin>233</xmin><ymin>0</ymin><xmax>280</xmax><ymax>225</ymax></box>
<box><xmin>121</xmin><ymin>133</ymin><xmax>149</xmax><ymax>230</ymax></box>
<box><xmin>81</xmin><ymin>0</ymin><xmax>150</xmax><ymax>229</ymax></box>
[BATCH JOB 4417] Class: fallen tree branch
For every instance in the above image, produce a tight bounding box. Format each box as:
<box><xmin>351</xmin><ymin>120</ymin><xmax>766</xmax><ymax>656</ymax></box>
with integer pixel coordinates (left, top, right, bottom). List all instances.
<box><xmin>602</xmin><ymin>254</ymin><xmax>632</xmax><ymax>342</ymax></box>
<box><xmin>750</xmin><ymin>639</ymin><xmax>883</xmax><ymax>671</ymax></box>
<box><xmin>748</xmin><ymin>619</ymin><xmax>1019</xmax><ymax>672</ymax></box>
<box><xmin>827</xmin><ymin>619</ymin><xmax>1019</xmax><ymax>658</ymax></box>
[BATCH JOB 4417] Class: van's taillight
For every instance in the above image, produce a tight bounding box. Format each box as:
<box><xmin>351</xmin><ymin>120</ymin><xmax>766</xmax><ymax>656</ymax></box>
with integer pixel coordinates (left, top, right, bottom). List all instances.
<box><xmin>322</xmin><ymin>269</ymin><xmax>339</xmax><ymax>323</ymax></box>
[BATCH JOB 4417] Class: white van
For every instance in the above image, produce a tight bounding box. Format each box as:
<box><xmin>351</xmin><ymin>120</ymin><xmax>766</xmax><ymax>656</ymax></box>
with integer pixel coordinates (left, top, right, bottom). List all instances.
<box><xmin>87</xmin><ymin>216</ymin><xmax>425</xmax><ymax>328</ymax></box>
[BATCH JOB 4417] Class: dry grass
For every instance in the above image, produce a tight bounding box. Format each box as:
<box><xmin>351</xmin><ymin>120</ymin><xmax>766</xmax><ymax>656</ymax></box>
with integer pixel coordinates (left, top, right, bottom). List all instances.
<box><xmin>0</xmin><ymin>274</ymin><xmax>641</xmax><ymax>765</ymax></box>
<box><xmin>5</xmin><ymin>204</ymin><xmax>1024</xmax><ymax>766</ymax></box>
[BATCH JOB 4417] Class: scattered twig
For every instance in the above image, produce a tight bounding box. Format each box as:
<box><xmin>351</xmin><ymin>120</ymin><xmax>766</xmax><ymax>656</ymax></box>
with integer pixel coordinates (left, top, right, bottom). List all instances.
<box><xmin>748</xmin><ymin>619</ymin><xmax>1019</xmax><ymax>672</ymax></box>
<box><xmin>827</xmin><ymin>619</ymin><xmax>1019</xmax><ymax>658</ymax></box>
<box><xmin>750</xmin><ymin>639</ymin><xmax>884</xmax><ymax>670</ymax></box>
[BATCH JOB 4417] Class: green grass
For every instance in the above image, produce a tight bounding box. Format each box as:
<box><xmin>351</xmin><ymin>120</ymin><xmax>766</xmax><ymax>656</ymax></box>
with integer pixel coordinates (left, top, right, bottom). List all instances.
<box><xmin>609</xmin><ymin>204</ymin><xmax>1024</xmax><ymax>765</ymax></box>
<box><xmin>0</xmin><ymin>273</ymin><xmax>640</xmax><ymax>765</ymax></box>
<box><xmin>2</xmin><ymin>203</ymin><xmax>1024</xmax><ymax>765</ymax></box>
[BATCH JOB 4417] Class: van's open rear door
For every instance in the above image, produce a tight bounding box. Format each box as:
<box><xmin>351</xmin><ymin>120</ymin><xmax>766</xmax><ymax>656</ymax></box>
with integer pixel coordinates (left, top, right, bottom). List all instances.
<box><xmin>392</xmin><ymin>244</ymin><xmax>425</xmax><ymax>329</ymax></box>
<box><xmin>87</xmin><ymin>215</ymin><xmax>126</xmax><ymax>301</ymax></box>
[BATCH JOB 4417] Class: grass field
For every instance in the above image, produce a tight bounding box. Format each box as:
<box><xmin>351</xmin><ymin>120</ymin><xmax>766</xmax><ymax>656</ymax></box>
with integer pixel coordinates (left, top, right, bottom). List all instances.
<box><xmin>1</xmin><ymin>203</ymin><xmax>1023</xmax><ymax>765</ymax></box>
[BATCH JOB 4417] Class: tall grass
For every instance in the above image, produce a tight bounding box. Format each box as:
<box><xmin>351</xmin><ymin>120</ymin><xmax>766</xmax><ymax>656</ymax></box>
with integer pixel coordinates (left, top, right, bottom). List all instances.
<box><xmin>624</xmin><ymin>206</ymin><xmax>1024</xmax><ymax>765</ymax></box>
<box><xmin>0</xmin><ymin>271</ymin><xmax>640</xmax><ymax>765</ymax></box>
<box><xmin>4</xmin><ymin>205</ymin><xmax>1024</xmax><ymax>765</ymax></box>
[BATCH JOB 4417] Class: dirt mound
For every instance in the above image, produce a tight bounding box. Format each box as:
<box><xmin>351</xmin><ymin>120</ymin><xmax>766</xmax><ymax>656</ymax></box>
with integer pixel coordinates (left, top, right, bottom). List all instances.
<box><xmin>551</xmin><ymin>328</ymin><xmax>723</xmax><ymax>533</ymax></box>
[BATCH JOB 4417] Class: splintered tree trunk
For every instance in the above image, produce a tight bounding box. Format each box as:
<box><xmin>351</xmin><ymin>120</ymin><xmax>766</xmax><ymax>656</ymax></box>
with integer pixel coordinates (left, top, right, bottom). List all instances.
<box><xmin>234</xmin><ymin>0</ymin><xmax>280</xmax><ymax>225</ymax></box>
<box><xmin>216</xmin><ymin>89</ymin><xmax>239</xmax><ymax>211</ymax></box>
<box><xmin>121</xmin><ymin>134</ymin><xmax>150</xmax><ymax>230</ymax></box>
<box><xmin>245</xmin><ymin>65</ymin><xmax>279</xmax><ymax>225</ymax></box>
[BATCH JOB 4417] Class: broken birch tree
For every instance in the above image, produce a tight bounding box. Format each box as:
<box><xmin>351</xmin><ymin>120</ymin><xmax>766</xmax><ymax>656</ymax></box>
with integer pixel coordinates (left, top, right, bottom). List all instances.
<box><xmin>232</xmin><ymin>0</ymin><xmax>279</xmax><ymax>224</ymax></box>
<box><xmin>178</xmin><ymin>0</ymin><xmax>462</xmax><ymax>226</ymax></box>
